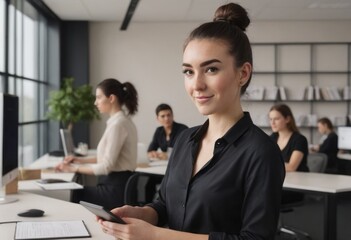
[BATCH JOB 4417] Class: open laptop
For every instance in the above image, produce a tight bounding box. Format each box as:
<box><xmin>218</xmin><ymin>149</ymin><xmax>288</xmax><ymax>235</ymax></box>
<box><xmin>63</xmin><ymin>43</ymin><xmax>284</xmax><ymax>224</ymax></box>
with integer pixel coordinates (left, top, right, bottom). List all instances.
<box><xmin>60</xmin><ymin>129</ymin><xmax>86</xmax><ymax>157</ymax></box>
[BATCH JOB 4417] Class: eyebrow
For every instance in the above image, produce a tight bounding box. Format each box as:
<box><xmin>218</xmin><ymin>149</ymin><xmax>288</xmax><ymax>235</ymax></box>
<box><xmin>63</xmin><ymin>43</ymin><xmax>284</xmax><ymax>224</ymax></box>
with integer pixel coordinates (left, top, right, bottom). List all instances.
<box><xmin>182</xmin><ymin>59</ymin><xmax>221</xmax><ymax>68</ymax></box>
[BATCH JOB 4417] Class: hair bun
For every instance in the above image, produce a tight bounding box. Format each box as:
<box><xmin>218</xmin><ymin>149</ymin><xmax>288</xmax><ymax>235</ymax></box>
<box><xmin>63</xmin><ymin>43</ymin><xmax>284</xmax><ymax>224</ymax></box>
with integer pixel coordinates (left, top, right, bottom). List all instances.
<box><xmin>213</xmin><ymin>3</ymin><xmax>250</xmax><ymax>32</ymax></box>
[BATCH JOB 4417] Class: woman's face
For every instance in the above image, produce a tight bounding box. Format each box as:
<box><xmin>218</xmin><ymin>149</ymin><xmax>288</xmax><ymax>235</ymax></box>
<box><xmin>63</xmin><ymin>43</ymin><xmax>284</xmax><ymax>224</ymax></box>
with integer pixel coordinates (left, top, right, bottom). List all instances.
<box><xmin>269</xmin><ymin>110</ymin><xmax>289</xmax><ymax>132</ymax></box>
<box><xmin>317</xmin><ymin>122</ymin><xmax>327</xmax><ymax>134</ymax></box>
<box><xmin>94</xmin><ymin>88</ymin><xmax>112</xmax><ymax>114</ymax></box>
<box><xmin>182</xmin><ymin>39</ymin><xmax>245</xmax><ymax>116</ymax></box>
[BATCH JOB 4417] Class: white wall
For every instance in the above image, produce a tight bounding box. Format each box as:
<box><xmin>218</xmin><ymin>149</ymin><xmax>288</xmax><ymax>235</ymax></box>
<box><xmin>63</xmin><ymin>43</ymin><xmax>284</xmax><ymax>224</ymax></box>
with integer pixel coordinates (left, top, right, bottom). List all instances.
<box><xmin>89</xmin><ymin>20</ymin><xmax>351</xmax><ymax>148</ymax></box>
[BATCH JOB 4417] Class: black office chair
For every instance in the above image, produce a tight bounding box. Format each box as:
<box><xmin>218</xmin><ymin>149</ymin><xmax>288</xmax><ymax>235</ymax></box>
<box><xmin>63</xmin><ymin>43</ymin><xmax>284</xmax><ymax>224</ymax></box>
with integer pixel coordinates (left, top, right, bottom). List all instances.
<box><xmin>277</xmin><ymin>153</ymin><xmax>328</xmax><ymax>240</ymax></box>
<box><xmin>124</xmin><ymin>172</ymin><xmax>163</xmax><ymax>206</ymax></box>
<box><xmin>307</xmin><ymin>153</ymin><xmax>328</xmax><ymax>173</ymax></box>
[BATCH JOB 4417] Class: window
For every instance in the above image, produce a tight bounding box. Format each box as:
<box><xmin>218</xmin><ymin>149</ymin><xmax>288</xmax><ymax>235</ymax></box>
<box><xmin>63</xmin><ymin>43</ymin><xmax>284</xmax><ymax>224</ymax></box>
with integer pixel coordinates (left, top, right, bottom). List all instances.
<box><xmin>0</xmin><ymin>0</ymin><xmax>5</xmax><ymax>72</ymax></box>
<box><xmin>1</xmin><ymin>0</ymin><xmax>60</xmax><ymax>166</ymax></box>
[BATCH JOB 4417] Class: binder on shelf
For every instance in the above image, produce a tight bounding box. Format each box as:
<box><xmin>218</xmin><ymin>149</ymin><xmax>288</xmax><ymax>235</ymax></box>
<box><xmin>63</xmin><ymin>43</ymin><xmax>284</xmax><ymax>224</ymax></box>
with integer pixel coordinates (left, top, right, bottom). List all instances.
<box><xmin>307</xmin><ymin>114</ymin><xmax>317</xmax><ymax>127</ymax></box>
<box><xmin>264</xmin><ymin>86</ymin><xmax>278</xmax><ymax>100</ymax></box>
<box><xmin>314</xmin><ymin>86</ymin><xmax>321</xmax><ymax>100</ymax></box>
<box><xmin>279</xmin><ymin>86</ymin><xmax>287</xmax><ymax>100</ymax></box>
<box><xmin>296</xmin><ymin>115</ymin><xmax>308</xmax><ymax>127</ymax></box>
<box><xmin>320</xmin><ymin>87</ymin><xmax>331</xmax><ymax>100</ymax></box>
<box><xmin>307</xmin><ymin>86</ymin><xmax>314</xmax><ymax>100</ymax></box>
<box><xmin>334</xmin><ymin>116</ymin><xmax>347</xmax><ymax>126</ymax></box>
<box><xmin>255</xmin><ymin>114</ymin><xmax>270</xmax><ymax>127</ymax></box>
<box><xmin>330</xmin><ymin>87</ymin><xmax>341</xmax><ymax>100</ymax></box>
<box><xmin>246</xmin><ymin>86</ymin><xmax>264</xmax><ymax>100</ymax></box>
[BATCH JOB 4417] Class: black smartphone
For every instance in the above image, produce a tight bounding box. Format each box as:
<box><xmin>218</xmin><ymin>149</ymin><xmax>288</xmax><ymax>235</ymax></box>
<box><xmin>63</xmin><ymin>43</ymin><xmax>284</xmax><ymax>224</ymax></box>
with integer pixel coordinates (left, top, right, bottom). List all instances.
<box><xmin>80</xmin><ymin>201</ymin><xmax>126</xmax><ymax>224</ymax></box>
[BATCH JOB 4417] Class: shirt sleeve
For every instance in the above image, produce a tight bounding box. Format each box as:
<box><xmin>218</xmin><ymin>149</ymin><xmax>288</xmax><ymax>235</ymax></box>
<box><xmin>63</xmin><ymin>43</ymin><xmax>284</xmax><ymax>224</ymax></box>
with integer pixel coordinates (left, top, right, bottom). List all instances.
<box><xmin>210</xmin><ymin>143</ymin><xmax>285</xmax><ymax>239</ymax></box>
<box><xmin>319</xmin><ymin>133</ymin><xmax>337</xmax><ymax>154</ymax></box>
<box><xmin>293</xmin><ymin>133</ymin><xmax>308</xmax><ymax>154</ymax></box>
<box><xmin>92</xmin><ymin>122</ymin><xmax>128</xmax><ymax>175</ymax></box>
<box><xmin>147</xmin><ymin>128</ymin><xmax>160</xmax><ymax>152</ymax></box>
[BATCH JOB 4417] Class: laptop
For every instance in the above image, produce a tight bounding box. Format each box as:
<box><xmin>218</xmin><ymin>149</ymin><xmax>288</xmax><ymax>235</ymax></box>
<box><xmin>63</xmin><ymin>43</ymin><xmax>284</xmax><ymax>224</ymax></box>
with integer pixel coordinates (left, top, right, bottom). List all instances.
<box><xmin>60</xmin><ymin>129</ymin><xmax>86</xmax><ymax>157</ymax></box>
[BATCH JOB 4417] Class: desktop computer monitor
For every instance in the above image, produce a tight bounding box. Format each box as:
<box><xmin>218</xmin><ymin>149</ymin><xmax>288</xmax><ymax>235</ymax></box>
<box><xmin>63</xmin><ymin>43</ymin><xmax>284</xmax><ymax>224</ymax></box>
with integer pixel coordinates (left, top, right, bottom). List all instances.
<box><xmin>337</xmin><ymin>126</ymin><xmax>351</xmax><ymax>150</ymax></box>
<box><xmin>0</xmin><ymin>93</ymin><xmax>19</xmax><ymax>204</ymax></box>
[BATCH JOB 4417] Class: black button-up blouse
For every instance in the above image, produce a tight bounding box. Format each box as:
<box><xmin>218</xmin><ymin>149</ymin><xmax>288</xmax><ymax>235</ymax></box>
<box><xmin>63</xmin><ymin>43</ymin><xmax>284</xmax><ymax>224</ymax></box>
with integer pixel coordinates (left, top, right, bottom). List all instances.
<box><xmin>149</xmin><ymin>112</ymin><xmax>285</xmax><ymax>240</ymax></box>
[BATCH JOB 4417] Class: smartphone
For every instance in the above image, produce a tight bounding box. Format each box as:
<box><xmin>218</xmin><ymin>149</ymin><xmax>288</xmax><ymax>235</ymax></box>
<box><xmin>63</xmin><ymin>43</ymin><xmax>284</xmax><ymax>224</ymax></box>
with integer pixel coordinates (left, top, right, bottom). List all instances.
<box><xmin>80</xmin><ymin>201</ymin><xmax>126</xmax><ymax>224</ymax></box>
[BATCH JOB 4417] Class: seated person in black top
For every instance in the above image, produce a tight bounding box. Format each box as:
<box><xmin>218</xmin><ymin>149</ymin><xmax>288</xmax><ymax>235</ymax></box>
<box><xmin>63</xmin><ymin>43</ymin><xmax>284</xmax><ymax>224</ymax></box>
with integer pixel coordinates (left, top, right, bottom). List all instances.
<box><xmin>269</xmin><ymin>104</ymin><xmax>309</xmax><ymax>204</ymax></box>
<box><xmin>147</xmin><ymin>103</ymin><xmax>188</xmax><ymax>160</ymax></box>
<box><xmin>310</xmin><ymin>117</ymin><xmax>339</xmax><ymax>173</ymax></box>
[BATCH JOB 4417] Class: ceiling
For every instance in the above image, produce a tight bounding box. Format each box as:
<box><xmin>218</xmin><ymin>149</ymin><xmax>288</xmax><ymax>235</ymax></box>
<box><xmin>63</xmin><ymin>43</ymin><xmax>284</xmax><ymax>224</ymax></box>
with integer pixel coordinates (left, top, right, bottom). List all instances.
<box><xmin>42</xmin><ymin>0</ymin><xmax>351</xmax><ymax>24</ymax></box>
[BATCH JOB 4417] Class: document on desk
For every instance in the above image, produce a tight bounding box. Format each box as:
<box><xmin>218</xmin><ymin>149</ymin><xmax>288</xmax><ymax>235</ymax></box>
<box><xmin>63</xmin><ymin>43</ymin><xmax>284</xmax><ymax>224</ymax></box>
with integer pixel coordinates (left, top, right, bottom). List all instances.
<box><xmin>35</xmin><ymin>181</ymin><xmax>83</xmax><ymax>190</ymax></box>
<box><xmin>15</xmin><ymin>220</ymin><xmax>91</xmax><ymax>239</ymax></box>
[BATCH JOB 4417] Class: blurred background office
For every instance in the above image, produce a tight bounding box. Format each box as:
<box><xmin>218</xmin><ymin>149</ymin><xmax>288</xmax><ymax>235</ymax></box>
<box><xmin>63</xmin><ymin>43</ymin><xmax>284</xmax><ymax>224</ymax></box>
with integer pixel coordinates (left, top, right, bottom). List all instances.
<box><xmin>1</xmin><ymin>0</ymin><xmax>351</xmax><ymax>171</ymax></box>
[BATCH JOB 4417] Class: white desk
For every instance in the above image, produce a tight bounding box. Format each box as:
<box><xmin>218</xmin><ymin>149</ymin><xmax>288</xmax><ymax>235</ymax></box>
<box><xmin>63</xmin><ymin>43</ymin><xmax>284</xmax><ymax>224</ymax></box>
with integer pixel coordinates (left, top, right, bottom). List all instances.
<box><xmin>18</xmin><ymin>154</ymin><xmax>76</xmax><ymax>201</ymax></box>
<box><xmin>0</xmin><ymin>191</ymin><xmax>114</xmax><ymax>239</ymax></box>
<box><xmin>19</xmin><ymin>151</ymin><xmax>98</xmax><ymax>201</ymax></box>
<box><xmin>283</xmin><ymin>172</ymin><xmax>351</xmax><ymax>240</ymax></box>
<box><xmin>136</xmin><ymin>163</ymin><xmax>351</xmax><ymax>240</ymax></box>
<box><xmin>136</xmin><ymin>160</ymin><xmax>168</xmax><ymax>175</ymax></box>
<box><xmin>337</xmin><ymin>153</ymin><xmax>351</xmax><ymax>161</ymax></box>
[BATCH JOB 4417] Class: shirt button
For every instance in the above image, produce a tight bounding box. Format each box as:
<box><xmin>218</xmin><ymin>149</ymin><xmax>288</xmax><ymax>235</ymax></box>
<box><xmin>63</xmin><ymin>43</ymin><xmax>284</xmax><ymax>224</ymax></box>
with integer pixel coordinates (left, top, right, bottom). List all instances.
<box><xmin>181</xmin><ymin>203</ymin><xmax>185</xmax><ymax>208</ymax></box>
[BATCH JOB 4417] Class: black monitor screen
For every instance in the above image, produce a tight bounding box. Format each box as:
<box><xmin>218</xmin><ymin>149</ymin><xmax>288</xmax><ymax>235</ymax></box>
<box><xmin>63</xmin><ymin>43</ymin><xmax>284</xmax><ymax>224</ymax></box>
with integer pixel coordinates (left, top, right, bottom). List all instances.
<box><xmin>2</xmin><ymin>94</ymin><xmax>18</xmax><ymax>177</ymax></box>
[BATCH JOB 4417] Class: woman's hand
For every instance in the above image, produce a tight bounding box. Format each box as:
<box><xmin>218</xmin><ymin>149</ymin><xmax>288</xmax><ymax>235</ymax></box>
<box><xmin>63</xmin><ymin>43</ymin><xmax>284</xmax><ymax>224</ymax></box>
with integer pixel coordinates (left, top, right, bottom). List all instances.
<box><xmin>99</xmin><ymin>217</ymin><xmax>157</xmax><ymax>240</ymax></box>
<box><xmin>63</xmin><ymin>155</ymin><xmax>79</xmax><ymax>164</ymax></box>
<box><xmin>148</xmin><ymin>151</ymin><xmax>168</xmax><ymax>160</ymax></box>
<box><xmin>55</xmin><ymin>162</ymin><xmax>78</xmax><ymax>173</ymax></box>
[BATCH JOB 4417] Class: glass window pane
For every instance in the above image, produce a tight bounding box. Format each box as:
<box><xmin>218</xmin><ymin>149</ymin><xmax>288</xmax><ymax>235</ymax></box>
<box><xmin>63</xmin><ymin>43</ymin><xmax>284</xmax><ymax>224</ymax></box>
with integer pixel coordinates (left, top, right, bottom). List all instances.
<box><xmin>8</xmin><ymin>3</ymin><xmax>15</xmax><ymax>74</ymax></box>
<box><xmin>23</xmin><ymin>1</ymin><xmax>38</xmax><ymax>79</ymax></box>
<box><xmin>0</xmin><ymin>74</ymin><xmax>4</xmax><ymax>92</ymax></box>
<box><xmin>39</xmin><ymin>16</ymin><xmax>47</xmax><ymax>81</ymax></box>
<box><xmin>39</xmin><ymin>82</ymin><xmax>47</xmax><ymax>120</ymax></box>
<box><xmin>16</xmin><ymin>0</ymin><xmax>23</xmax><ymax>76</ymax></box>
<box><xmin>0</xmin><ymin>0</ymin><xmax>5</xmax><ymax>72</ymax></box>
<box><xmin>8</xmin><ymin>76</ymin><xmax>16</xmax><ymax>94</ymax></box>
<box><xmin>39</xmin><ymin>122</ymin><xmax>47</xmax><ymax>156</ymax></box>
<box><xmin>19</xmin><ymin>124</ymin><xmax>38</xmax><ymax>167</ymax></box>
<box><xmin>17</xmin><ymin>79</ymin><xmax>39</xmax><ymax>122</ymax></box>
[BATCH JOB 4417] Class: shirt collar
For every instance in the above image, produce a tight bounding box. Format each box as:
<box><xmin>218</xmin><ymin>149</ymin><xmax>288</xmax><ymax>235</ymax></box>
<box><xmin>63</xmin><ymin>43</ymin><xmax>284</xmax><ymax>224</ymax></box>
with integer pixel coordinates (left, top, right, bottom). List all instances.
<box><xmin>190</xmin><ymin>112</ymin><xmax>253</xmax><ymax>146</ymax></box>
<box><xmin>107</xmin><ymin>111</ymin><xmax>124</xmax><ymax>125</ymax></box>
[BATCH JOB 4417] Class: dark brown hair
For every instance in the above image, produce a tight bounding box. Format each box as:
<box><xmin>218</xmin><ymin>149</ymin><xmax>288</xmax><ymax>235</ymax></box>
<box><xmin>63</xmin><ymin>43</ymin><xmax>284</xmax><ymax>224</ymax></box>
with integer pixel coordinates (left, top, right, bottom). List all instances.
<box><xmin>318</xmin><ymin>117</ymin><xmax>334</xmax><ymax>130</ymax></box>
<box><xmin>183</xmin><ymin>2</ymin><xmax>252</xmax><ymax>95</ymax></box>
<box><xmin>270</xmin><ymin>104</ymin><xmax>299</xmax><ymax>132</ymax></box>
<box><xmin>155</xmin><ymin>103</ymin><xmax>173</xmax><ymax>116</ymax></box>
<box><xmin>97</xmin><ymin>78</ymin><xmax>138</xmax><ymax>115</ymax></box>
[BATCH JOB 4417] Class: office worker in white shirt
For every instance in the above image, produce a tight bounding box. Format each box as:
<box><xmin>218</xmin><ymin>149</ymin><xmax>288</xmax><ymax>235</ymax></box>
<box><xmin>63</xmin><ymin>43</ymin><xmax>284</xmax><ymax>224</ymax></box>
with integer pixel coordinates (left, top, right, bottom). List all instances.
<box><xmin>55</xmin><ymin>78</ymin><xmax>138</xmax><ymax>210</ymax></box>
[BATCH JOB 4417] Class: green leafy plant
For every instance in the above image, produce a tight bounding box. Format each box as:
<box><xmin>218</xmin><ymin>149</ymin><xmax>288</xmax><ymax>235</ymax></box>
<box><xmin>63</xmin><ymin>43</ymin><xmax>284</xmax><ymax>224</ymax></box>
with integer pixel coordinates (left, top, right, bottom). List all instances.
<box><xmin>47</xmin><ymin>77</ymin><xmax>99</xmax><ymax>130</ymax></box>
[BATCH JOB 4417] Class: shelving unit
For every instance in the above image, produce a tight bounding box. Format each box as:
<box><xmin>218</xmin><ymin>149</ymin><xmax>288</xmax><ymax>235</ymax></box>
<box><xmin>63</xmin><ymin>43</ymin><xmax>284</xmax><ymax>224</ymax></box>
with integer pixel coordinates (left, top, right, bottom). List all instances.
<box><xmin>243</xmin><ymin>42</ymin><xmax>351</xmax><ymax>143</ymax></box>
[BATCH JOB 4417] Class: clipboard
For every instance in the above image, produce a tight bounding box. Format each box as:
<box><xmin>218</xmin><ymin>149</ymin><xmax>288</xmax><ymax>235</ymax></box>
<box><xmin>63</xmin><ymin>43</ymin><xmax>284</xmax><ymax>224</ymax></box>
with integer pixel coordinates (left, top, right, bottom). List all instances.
<box><xmin>15</xmin><ymin>220</ymin><xmax>91</xmax><ymax>239</ymax></box>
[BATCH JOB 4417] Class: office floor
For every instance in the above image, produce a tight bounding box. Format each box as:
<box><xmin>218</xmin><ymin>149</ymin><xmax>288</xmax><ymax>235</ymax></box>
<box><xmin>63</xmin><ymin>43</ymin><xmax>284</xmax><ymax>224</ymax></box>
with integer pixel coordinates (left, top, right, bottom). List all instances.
<box><xmin>275</xmin><ymin>193</ymin><xmax>351</xmax><ymax>240</ymax></box>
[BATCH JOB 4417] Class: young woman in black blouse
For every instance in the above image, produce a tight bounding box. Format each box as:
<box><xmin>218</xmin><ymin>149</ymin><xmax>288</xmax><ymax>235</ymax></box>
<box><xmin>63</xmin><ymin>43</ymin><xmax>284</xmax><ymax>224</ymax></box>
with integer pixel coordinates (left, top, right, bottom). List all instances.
<box><xmin>311</xmin><ymin>117</ymin><xmax>339</xmax><ymax>173</ymax></box>
<box><xmin>98</xmin><ymin>3</ymin><xmax>285</xmax><ymax>240</ymax></box>
<box><xmin>269</xmin><ymin>104</ymin><xmax>309</xmax><ymax>173</ymax></box>
<box><xmin>269</xmin><ymin>103</ymin><xmax>309</xmax><ymax>204</ymax></box>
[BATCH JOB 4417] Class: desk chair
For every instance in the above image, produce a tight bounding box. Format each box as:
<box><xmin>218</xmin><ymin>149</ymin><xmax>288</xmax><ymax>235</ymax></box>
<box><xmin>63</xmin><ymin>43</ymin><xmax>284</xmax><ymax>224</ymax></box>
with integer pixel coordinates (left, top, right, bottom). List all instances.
<box><xmin>124</xmin><ymin>172</ymin><xmax>163</xmax><ymax>206</ymax></box>
<box><xmin>307</xmin><ymin>153</ymin><xmax>328</xmax><ymax>173</ymax></box>
<box><xmin>277</xmin><ymin>154</ymin><xmax>327</xmax><ymax>240</ymax></box>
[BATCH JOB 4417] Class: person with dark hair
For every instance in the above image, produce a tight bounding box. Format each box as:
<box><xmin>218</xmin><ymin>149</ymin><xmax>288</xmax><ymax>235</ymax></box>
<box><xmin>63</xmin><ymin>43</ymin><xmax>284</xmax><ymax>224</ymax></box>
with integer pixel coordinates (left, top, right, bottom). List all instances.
<box><xmin>311</xmin><ymin>117</ymin><xmax>339</xmax><ymax>173</ymax></box>
<box><xmin>147</xmin><ymin>103</ymin><xmax>188</xmax><ymax>160</ymax></box>
<box><xmin>269</xmin><ymin>103</ymin><xmax>309</xmax><ymax>205</ymax></box>
<box><xmin>269</xmin><ymin>104</ymin><xmax>309</xmax><ymax>173</ymax></box>
<box><xmin>55</xmin><ymin>78</ymin><xmax>138</xmax><ymax>210</ymax></box>
<box><xmin>98</xmin><ymin>3</ymin><xmax>285</xmax><ymax>240</ymax></box>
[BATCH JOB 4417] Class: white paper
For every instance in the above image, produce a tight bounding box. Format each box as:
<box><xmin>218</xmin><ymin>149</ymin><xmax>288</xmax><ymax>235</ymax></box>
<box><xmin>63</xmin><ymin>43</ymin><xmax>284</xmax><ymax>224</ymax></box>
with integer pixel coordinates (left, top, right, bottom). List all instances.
<box><xmin>35</xmin><ymin>181</ymin><xmax>83</xmax><ymax>190</ymax></box>
<box><xmin>15</xmin><ymin>220</ymin><xmax>90</xmax><ymax>239</ymax></box>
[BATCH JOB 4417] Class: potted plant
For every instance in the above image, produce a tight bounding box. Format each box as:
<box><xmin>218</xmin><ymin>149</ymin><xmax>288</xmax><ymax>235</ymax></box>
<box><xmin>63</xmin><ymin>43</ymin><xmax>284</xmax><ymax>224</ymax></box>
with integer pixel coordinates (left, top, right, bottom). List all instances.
<box><xmin>47</xmin><ymin>77</ymin><xmax>99</xmax><ymax>131</ymax></box>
